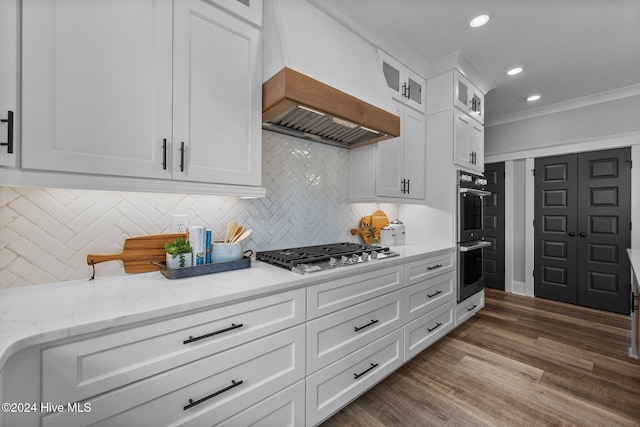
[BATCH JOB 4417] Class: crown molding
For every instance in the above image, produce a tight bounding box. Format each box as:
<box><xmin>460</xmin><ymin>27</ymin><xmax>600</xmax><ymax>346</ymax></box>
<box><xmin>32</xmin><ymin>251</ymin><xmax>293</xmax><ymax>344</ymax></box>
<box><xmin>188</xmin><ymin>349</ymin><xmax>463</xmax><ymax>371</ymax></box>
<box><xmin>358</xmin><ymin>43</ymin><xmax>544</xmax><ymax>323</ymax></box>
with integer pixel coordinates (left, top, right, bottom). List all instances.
<box><xmin>486</xmin><ymin>83</ymin><xmax>640</xmax><ymax>127</ymax></box>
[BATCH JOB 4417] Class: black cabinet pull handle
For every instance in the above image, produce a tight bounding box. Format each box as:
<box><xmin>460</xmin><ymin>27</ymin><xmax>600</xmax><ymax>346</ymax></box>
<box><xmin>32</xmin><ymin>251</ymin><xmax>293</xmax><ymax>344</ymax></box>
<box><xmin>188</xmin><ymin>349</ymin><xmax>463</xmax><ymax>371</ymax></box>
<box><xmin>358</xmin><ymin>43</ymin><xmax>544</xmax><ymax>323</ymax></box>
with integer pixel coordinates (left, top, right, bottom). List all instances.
<box><xmin>406</xmin><ymin>179</ymin><xmax>410</xmax><ymax>193</ymax></box>
<box><xmin>0</xmin><ymin>111</ymin><xmax>13</xmax><ymax>154</ymax></box>
<box><xmin>568</xmin><ymin>231</ymin><xmax>576</xmax><ymax>237</ymax></box>
<box><xmin>406</xmin><ymin>84</ymin><xmax>410</xmax><ymax>100</ymax></box>
<box><xmin>400</xmin><ymin>179</ymin><xmax>405</xmax><ymax>193</ymax></box>
<box><xmin>401</xmin><ymin>82</ymin><xmax>407</xmax><ymax>98</ymax></box>
<box><xmin>427</xmin><ymin>322</ymin><xmax>442</xmax><ymax>333</ymax></box>
<box><xmin>183</xmin><ymin>380</ymin><xmax>243</xmax><ymax>410</ymax></box>
<box><xmin>162</xmin><ymin>139</ymin><xmax>167</xmax><ymax>170</ymax></box>
<box><xmin>427</xmin><ymin>264</ymin><xmax>443</xmax><ymax>271</ymax></box>
<box><xmin>354</xmin><ymin>319</ymin><xmax>379</xmax><ymax>332</ymax></box>
<box><xmin>180</xmin><ymin>141</ymin><xmax>185</xmax><ymax>172</ymax></box>
<box><xmin>579</xmin><ymin>232</ymin><xmax>588</xmax><ymax>237</ymax></box>
<box><xmin>354</xmin><ymin>363</ymin><xmax>379</xmax><ymax>379</ymax></box>
<box><xmin>183</xmin><ymin>323</ymin><xmax>243</xmax><ymax>344</ymax></box>
<box><xmin>427</xmin><ymin>290</ymin><xmax>442</xmax><ymax>298</ymax></box>
<box><xmin>467</xmin><ymin>304</ymin><xmax>478</xmax><ymax>312</ymax></box>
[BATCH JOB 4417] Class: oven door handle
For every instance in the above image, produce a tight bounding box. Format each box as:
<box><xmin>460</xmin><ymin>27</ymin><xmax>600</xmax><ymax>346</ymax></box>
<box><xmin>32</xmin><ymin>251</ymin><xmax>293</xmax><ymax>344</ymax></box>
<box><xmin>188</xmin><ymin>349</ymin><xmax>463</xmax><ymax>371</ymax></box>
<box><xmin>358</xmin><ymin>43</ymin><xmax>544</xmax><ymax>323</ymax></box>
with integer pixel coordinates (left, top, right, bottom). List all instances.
<box><xmin>459</xmin><ymin>188</ymin><xmax>491</xmax><ymax>197</ymax></box>
<box><xmin>459</xmin><ymin>241</ymin><xmax>492</xmax><ymax>252</ymax></box>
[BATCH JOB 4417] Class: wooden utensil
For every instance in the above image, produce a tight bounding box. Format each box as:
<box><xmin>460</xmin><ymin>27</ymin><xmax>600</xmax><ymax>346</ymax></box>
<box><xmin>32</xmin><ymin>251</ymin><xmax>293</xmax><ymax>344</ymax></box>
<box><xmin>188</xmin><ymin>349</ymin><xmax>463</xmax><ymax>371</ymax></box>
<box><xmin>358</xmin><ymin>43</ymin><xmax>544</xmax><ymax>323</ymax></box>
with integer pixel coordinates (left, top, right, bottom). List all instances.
<box><xmin>231</xmin><ymin>225</ymin><xmax>245</xmax><ymax>242</ymax></box>
<box><xmin>224</xmin><ymin>220</ymin><xmax>239</xmax><ymax>243</ymax></box>
<box><xmin>86</xmin><ymin>233</ymin><xmax>186</xmax><ymax>273</ymax></box>
<box><xmin>232</xmin><ymin>228</ymin><xmax>252</xmax><ymax>243</ymax></box>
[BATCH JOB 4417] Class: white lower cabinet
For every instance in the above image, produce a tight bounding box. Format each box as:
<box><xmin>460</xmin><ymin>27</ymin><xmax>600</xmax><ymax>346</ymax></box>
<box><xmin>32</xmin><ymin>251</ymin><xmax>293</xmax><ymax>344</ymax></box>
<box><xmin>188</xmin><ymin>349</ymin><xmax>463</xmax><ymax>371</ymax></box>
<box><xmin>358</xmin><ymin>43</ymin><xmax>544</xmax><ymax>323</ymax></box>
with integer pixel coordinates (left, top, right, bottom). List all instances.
<box><xmin>404</xmin><ymin>300</ymin><xmax>455</xmax><ymax>361</ymax></box>
<box><xmin>306</xmin><ymin>329</ymin><xmax>404</xmax><ymax>426</ymax></box>
<box><xmin>42</xmin><ymin>289</ymin><xmax>305</xmax><ymax>405</ymax></box>
<box><xmin>456</xmin><ymin>290</ymin><xmax>485</xmax><ymax>326</ymax></box>
<box><xmin>43</xmin><ymin>325</ymin><xmax>305</xmax><ymax>427</ymax></box>
<box><xmin>306</xmin><ymin>290</ymin><xmax>404</xmax><ymax>374</ymax></box>
<box><xmin>0</xmin><ymin>249</ymin><xmax>475</xmax><ymax>427</ymax></box>
<box><xmin>405</xmin><ymin>270</ymin><xmax>455</xmax><ymax>323</ymax></box>
<box><xmin>217</xmin><ymin>380</ymin><xmax>305</xmax><ymax>427</ymax></box>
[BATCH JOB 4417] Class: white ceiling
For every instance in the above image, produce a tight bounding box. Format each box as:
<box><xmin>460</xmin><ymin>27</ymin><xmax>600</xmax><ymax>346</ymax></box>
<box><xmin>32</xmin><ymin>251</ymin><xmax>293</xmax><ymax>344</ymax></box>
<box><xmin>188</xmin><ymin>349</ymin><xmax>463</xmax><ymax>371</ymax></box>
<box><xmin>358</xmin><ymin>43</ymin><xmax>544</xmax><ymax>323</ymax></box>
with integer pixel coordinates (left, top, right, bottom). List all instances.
<box><xmin>316</xmin><ymin>0</ymin><xmax>640</xmax><ymax>123</ymax></box>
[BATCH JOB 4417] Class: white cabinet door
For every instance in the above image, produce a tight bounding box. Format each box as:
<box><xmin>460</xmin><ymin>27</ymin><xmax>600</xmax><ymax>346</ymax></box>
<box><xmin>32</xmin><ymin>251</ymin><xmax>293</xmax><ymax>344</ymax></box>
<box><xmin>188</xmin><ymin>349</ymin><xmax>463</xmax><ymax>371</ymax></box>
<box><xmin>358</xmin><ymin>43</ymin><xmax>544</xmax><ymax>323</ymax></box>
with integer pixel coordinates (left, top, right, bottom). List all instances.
<box><xmin>0</xmin><ymin>0</ymin><xmax>18</xmax><ymax>167</ymax></box>
<box><xmin>173</xmin><ymin>0</ymin><xmax>261</xmax><ymax>186</ymax></box>
<box><xmin>454</xmin><ymin>109</ymin><xmax>484</xmax><ymax>174</ymax></box>
<box><xmin>375</xmin><ymin>100</ymin><xmax>404</xmax><ymax>197</ymax></box>
<box><xmin>453</xmin><ymin>70</ymin><xmax>484</xmax><ymax>124</ymax></box>
<box><xmin>402</xmin><ymin>104</ymin><xmax>426</xmax><ymax>199</ymax></box>
<box><xmin>22</xmin><ymin>0</ymin><xmax>173</xmax><ymax>179</ymax></box>
<box><xmin>375</xmin><ymin>100</ymin><xmax>425</xmax><ymax>199</ymax></box>
<box><xmin>379</xmin><ymin>50</ymin><xmax>425</xmax><ymax>113</ymax></box>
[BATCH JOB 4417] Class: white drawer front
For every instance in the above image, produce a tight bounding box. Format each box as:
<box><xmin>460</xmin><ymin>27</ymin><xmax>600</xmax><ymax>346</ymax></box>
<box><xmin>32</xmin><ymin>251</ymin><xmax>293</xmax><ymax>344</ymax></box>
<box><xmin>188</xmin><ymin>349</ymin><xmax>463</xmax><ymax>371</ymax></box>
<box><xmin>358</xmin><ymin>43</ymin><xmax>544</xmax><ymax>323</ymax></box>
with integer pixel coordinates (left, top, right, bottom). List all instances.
<box><xmin>405</xmin><ymin>270</ymin><xmax>455</xmax><ymax>323</ymax></box>
<box><xmin>456</xmin><ymin>290</ymin><xmax>485</xmax><ymax>326</ymax></box>
<box><xmin>307</xmin><ymin>290</ymin><xmax>404</xmax><ymax>374</ymax></box>
<box><xmin>307</xmin><ymin>265</ymin><xmax>403</xmax><ymax>320</ymax></box>
<box><xmin>42</xmin><ymin>289</ymin><xmax>305</xmax><ymax>404</ymax></box>
<box><xmin>217</xmin><ymin>380</ymin><xmax>305</xmax><ymax>427</ymax></box>
<box><xmin>306</xmin><ymin>329</ymin><xmax>404</xmax><ymax>426</ymax></box>
<box><xmin>43</xmin><ymin>325</ymin><xmax>306</xmax><ymax>427</ymax></box>
<box><xmin>404</xmin><ymin>300</ymin><xmax>455</xmax><ymax>361</ymax></box>
<box><xmin>405</xmin><ymin>252</ymin><xmax>455</xmax><ymax>287</ymax></box>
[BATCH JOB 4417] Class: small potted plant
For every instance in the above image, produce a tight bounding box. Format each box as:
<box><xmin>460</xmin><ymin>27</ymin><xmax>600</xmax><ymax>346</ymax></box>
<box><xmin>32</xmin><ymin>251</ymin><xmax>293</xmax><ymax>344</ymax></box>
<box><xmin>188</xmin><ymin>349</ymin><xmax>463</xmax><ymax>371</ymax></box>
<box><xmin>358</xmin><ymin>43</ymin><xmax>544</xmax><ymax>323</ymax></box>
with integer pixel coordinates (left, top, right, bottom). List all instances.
<box><xmin>165</xmin><ymin>237</ymin><xmax>192</xmax><ymax>269</ymax></box>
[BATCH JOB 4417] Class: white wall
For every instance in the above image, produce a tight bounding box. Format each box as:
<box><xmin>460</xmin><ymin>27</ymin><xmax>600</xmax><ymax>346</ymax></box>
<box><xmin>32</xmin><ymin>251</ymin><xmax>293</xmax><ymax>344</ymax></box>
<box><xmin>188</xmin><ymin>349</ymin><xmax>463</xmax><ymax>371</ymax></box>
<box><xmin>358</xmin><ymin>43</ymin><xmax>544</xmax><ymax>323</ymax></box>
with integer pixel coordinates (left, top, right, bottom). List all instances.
<box><xmin>485</xmin><ymin>92</ymin><xmax>640</xmax><ymax>295</ymax></box>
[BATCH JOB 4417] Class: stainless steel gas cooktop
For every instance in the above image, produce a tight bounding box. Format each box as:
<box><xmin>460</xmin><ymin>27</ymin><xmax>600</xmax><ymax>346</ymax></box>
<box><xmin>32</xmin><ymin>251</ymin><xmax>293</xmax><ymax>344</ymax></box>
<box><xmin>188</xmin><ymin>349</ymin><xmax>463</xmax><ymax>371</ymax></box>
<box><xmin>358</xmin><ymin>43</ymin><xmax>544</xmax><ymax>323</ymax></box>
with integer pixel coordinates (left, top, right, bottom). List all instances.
<box><xmin>255</xmin><ymin>242</ymin><xmax>399</xmax><ymax>274</ymax></box>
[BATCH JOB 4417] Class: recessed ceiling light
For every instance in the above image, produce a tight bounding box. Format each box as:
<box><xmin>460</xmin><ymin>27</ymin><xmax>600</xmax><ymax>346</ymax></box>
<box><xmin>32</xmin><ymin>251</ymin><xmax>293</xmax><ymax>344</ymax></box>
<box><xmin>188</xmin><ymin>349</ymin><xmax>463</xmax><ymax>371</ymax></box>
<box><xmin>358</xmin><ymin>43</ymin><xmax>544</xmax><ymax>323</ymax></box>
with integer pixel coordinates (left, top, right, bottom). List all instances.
<box><xmin>470</xmin><ymin>14</ymin><xmax>490</xmax><ymax>28</ymax></box>
<box><xmin>507</xmin><ymin>67</ymin><xmax>523</xmax><ymax>76</ymax></box>
<box><xmin>527</xmin><ymin>94</ymin><xmax>541</xmax><ymax>102</ymax></box>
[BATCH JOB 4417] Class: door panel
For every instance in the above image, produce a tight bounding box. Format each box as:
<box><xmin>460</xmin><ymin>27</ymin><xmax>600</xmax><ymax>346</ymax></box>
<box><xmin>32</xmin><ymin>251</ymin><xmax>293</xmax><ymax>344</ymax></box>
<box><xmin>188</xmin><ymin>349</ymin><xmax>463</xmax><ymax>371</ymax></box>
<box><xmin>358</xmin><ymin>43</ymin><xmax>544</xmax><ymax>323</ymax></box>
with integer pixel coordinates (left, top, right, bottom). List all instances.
<box><xmin>534</xmin><ymin>155</ymin><xmax>578</xmax><ymax>304</ymax></box>
<box><xmin>484</xmin><ymin>162</ymin><xmax>505</xmax><ymax>290</ymax></box>
<box><xmin>576</xmin><ymin>149</ymin><xmax>631</xmax><ymax>314</ymax></box>
<box><xmin>534</xmin><ymin>148</ymin><xmax>631</xmax><ymax>314</ymax></box>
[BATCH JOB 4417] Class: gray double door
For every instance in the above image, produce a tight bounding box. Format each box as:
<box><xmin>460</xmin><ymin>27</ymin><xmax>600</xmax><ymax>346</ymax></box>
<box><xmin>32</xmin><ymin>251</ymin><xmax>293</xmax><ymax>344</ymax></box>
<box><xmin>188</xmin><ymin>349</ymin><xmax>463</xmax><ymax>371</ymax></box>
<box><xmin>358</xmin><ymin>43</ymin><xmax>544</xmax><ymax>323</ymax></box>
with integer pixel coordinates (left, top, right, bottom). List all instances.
<box><xmin>534</xmin><ymin>148</ymin><xmax>631</xmax><ymax>314</ymax></box>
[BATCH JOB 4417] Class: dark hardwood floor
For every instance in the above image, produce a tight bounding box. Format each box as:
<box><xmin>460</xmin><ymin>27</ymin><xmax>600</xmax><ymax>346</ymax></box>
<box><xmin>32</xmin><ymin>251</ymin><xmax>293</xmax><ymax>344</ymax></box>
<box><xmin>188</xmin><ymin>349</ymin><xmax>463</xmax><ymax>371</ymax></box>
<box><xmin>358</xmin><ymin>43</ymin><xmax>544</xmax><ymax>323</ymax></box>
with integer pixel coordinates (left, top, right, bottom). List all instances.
<box><xmin>321</xmin><ymin>289</ymin><xmax>640</xmax><ymax>427</ymax></box>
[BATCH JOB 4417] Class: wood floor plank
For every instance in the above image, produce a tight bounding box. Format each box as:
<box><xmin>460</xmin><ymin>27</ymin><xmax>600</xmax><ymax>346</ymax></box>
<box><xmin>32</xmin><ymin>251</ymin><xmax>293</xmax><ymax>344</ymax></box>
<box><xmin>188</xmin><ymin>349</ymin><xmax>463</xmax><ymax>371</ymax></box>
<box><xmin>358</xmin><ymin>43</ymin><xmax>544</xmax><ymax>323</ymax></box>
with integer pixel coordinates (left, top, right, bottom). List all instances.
<box><xmin>321</xmin><ymin>289</ymin><xmax>640</xmax><ymax>426</ymax></box>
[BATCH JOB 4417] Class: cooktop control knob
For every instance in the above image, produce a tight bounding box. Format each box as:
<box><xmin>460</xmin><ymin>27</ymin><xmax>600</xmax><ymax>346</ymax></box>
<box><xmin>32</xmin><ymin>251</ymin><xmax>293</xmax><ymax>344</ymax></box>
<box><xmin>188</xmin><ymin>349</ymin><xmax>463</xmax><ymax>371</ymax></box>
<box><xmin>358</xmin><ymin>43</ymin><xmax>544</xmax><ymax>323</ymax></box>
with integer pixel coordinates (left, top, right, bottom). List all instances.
<box><xmin>361</xmin><ymin>252</ymin><xmax>370</xmax><ymax>261</ymax></box>
<box><xmin>351</xmin><ymin>253</ymin><xmax>360</xmax><ymax>263</ymax></box>
<box><xmin>341</xmin><ymin>255</ymin><xmax>349</xmax><ymax>264</ymax></box>
<box><xmin>371</xmin><ymin>251</ymin><xmax>379</xmax><ymax>260</ymax></box>
<box><xmin>328</xmin><ymin>257</ymin><xmax>338</xmax><ymax>266</ymax></box>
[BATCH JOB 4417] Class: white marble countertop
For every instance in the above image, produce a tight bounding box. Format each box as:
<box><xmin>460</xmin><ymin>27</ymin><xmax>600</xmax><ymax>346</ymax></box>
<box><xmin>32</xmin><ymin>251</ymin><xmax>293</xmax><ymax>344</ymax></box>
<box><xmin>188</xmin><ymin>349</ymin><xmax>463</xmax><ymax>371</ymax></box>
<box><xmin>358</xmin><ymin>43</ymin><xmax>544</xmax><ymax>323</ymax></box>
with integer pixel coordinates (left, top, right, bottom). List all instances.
<box><xmin>0</xmin><ymin>243</ymin><xmax>453</xmax><ymax>370</ymax></box>
<box><xmin>628</xmin><ymin>249</ymin><xmax>640</xmax><ymax>292</ymax></box>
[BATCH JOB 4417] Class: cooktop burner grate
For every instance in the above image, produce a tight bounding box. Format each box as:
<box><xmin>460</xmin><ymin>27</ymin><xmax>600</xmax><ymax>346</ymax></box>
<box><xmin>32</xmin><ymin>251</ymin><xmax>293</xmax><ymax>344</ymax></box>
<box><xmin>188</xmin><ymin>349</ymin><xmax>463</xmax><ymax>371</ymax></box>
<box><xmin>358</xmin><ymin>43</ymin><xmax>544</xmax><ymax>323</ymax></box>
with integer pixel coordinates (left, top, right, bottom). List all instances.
<box><xmin>256</xmin><ymin>242</ymin><xmax>397</xmax><ymax>273</ymax></box>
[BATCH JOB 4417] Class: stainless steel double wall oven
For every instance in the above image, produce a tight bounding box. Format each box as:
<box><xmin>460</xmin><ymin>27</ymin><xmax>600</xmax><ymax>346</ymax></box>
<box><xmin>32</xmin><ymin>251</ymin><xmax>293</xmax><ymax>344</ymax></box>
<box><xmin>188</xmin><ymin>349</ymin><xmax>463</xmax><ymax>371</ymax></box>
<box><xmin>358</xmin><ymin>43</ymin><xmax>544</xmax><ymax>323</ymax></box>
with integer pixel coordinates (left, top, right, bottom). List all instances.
<box><xmin>457</xmin><ymin>171</ymin><xmax>491</xmax><ymax>302</ymax></box>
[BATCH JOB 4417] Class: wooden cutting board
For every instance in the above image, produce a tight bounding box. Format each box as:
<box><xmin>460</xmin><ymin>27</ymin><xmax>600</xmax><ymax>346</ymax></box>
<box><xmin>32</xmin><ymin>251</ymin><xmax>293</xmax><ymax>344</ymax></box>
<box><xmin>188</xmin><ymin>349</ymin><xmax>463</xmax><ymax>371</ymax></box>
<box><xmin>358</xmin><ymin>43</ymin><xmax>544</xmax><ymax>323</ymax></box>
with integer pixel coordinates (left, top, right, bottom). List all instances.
<box><xmin>87</xmin><ymin>233</ymin><xmax>187</xmax><ymax>273</ymax></box>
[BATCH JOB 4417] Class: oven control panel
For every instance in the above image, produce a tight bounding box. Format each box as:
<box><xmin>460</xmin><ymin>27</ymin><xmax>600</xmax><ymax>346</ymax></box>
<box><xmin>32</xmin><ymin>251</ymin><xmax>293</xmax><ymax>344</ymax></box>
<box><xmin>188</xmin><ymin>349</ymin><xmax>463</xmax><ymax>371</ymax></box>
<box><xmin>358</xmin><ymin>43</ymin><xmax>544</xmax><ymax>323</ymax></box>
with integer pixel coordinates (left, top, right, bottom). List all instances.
<box><xmin>459</xmin><ymin>172</ymin><xmax>487</xmax><ymax>189</ymax></box>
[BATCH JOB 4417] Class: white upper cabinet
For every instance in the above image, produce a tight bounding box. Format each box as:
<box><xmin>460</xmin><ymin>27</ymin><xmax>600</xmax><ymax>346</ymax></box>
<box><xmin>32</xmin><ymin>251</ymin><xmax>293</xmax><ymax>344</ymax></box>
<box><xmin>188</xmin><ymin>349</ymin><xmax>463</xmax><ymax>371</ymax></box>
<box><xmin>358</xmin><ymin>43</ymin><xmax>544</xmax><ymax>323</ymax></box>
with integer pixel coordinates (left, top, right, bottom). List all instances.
<box><xmin>20</xmin><ymin>0</ymin><xmax>261</xmax><ymax>189</ymax></box>
<box><xmin>453</xmin><ymin>70</ymin><xmax>484</xmax><ymax>124</ymax></box>
<box><xmin>453</xmin><ymin>108</ymin><xmax>484</xmax><ymax>174</ymax></box>
<box><xmin>172</xmin><ymin>0</ymin><xmax>261</xmax><ymax>186</ymax></box>
<box><xmin>0</xmin><ymin>0</ymin><xmax>19</xmax><ymax>168</ymax></box>
<box><xmin>22</xmin><ymin>0</ymin><xmax>174</xmax><ymax>180</ymax></box>
<box><xmin>378</xmin><ymin>49</ymin><xmax>425</xmax><ymax>113</ymax></box>
<box><xmin>350</xmin><ymin>99</ymin><xmax>425</xmax><ymax>201</ymax></box>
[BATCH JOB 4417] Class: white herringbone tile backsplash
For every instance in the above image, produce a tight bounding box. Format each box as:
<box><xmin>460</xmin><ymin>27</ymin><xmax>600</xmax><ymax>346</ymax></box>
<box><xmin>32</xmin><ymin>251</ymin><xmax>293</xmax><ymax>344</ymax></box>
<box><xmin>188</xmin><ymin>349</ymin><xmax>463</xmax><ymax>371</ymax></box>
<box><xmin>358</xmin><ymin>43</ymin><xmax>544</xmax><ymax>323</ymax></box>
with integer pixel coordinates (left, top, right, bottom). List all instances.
<box><xmin>1</xmin><ymin>131</ymin><xmax>397</xmax><ymax>288</ymax></box>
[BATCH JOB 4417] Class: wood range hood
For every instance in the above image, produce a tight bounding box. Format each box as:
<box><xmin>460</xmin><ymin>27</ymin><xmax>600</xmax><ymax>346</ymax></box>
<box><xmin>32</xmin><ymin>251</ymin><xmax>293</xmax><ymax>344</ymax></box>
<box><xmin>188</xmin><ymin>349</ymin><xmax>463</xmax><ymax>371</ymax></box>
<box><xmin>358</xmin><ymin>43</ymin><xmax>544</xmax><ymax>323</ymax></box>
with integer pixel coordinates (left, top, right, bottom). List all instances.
<box><xmin>262</xmin><ymin>67</ymin><xmax>400</xmax><ymax>149</ymax></box>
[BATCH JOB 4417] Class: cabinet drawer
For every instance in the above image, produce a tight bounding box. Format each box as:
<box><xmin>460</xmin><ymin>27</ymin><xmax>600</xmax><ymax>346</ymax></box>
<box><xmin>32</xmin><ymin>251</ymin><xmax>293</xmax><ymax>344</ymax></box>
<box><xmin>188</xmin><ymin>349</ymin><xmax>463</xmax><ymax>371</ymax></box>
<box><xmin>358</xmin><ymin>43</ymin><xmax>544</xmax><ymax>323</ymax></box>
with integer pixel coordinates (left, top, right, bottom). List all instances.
<box><xmin>43</xmin><ymin>325</ymin><xmax>305</xmax><ymax>427</ymax></box>
<box><xmin>405</xmin><ymin>252</ymin><xmax>455</xmax><ymax>287</ymax></box>
<box><xmin>405</xmin><ymin>270</ymin><xmax>455</xmax><ymax>323</ymax></box>
<box><xmin>306</xmin><ymin>329</ymin><xmax>404</xmax><ymax>426</ymax></box>
<box><xmin>42</xmin><ymin>289</ymin><xmax>305</xmax><ymax>404</ymax></box>
<box><xmin>456</xmin><ymin>290</ymin><xmax>485</xmax><ymax>326</ymax></box>
<box><xmin>218</xmin><ymin>380</ymin><xmax>305</xmax><ymax>427</ymax></box>
<box><xmin>307</xmin><ymin>265</ymin><xmax>403</xmax><ymax>320</ymax></box>
<box><xmin>404</xmin><ymin>300</ymin><xmax>455</xmax><ymax>361</ymax></box>
<box><xmin>307</xmin><ymin>290</ymin><xmax>404</xmax><ymax>374</ymax></box>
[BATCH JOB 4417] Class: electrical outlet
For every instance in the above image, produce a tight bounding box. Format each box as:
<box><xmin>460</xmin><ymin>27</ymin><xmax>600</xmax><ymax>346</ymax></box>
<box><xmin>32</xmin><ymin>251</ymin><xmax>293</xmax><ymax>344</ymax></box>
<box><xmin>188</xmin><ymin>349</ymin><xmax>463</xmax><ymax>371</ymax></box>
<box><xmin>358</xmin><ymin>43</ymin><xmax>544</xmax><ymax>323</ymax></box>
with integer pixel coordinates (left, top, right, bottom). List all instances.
<box><xmin>171</xmin><ymin>214</ymin><xmax>189</xmax><ymax>233</ymax></box>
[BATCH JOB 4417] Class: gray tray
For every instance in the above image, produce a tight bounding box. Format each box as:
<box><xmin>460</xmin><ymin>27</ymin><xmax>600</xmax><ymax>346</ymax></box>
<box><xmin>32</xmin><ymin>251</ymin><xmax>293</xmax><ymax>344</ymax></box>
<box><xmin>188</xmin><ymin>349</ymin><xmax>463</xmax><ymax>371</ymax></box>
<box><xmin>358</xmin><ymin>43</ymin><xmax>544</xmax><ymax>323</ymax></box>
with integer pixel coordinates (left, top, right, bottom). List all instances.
<box><xmin>159</xmin><ymin>256</ymin><xmax>251</xmax><ymax>280</ymax></box>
